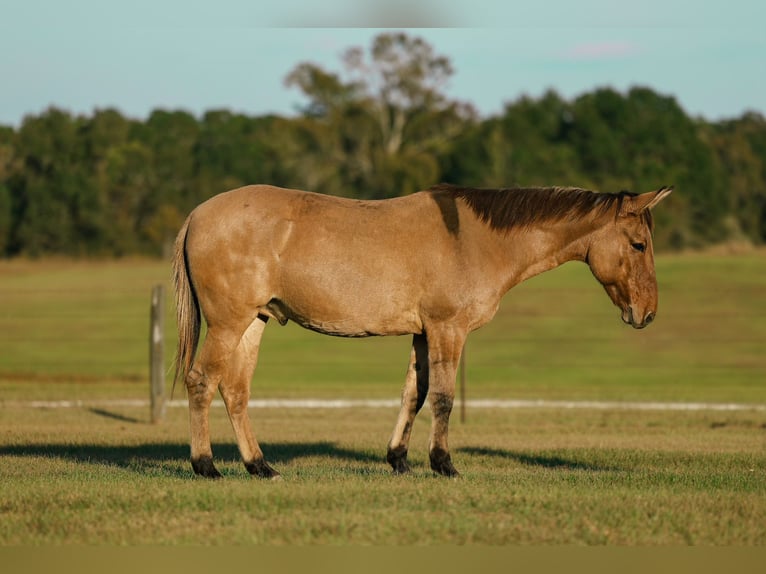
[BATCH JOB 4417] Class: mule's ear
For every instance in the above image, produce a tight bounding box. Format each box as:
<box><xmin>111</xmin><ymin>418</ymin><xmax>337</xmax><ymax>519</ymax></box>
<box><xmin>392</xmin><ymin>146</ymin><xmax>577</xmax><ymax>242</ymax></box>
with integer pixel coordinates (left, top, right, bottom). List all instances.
<box><xmin>624</xmin><ymin>186</ymin><xmax>673</xmax><ymax>214</ymax></box>
<box><xmin>642</xmin><ymin>186</ymin><xmax>673</xmax><ymax>211</ymax></box>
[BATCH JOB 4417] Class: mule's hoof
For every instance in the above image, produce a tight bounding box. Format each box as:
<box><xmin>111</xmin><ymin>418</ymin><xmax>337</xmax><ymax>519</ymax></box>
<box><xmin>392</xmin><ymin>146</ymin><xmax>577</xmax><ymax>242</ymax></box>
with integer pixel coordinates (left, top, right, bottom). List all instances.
<box><xmin>191</xmin><ymin>456</ymin><xmax>223</xmax><ymax>479</ymax></box>
<box><xmin>430</xmin><ymin>453</ymin><xmax>461</xmax><ymax>478</ymax></box>
<box><xmin>245</xmin><ymin>459</ymin><xmax>281</xmax><ymax>480</ymax></box>
<box><xmin>387</xmin><ymin>447</ymin><xmax>411</xmax><ymax>475</ymax></box>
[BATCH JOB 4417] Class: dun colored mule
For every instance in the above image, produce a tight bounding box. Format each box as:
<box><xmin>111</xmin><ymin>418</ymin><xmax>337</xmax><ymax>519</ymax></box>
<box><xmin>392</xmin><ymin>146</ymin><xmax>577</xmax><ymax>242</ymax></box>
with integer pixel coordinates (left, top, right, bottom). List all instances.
<box><xmin>173</xmin><ymin>183</ymin><xmax>672</xmax><ymax>478</ymax></box>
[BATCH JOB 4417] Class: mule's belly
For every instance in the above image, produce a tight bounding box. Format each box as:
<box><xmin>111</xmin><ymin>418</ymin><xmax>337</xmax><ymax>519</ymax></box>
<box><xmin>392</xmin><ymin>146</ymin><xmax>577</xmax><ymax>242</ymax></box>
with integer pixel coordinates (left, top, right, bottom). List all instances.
<box><xmin>265</xmin><ymin>298</ymin><xmax>421</xmax><ymax>337</ymax></box>
<box><xmin>267</xmin><ymin>269</ymin><xmax>424</xmax><ymax>337</ymax></box>
<box><xmin>263</xmin><ymin>203</ymin><xmax>431</xmax><ymax>336</ymax></box>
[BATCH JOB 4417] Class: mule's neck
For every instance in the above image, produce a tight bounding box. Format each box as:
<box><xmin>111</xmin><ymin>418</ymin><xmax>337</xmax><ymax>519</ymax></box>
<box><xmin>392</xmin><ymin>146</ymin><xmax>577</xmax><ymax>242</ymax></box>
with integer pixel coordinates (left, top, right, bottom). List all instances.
<box><xmin>496</xmin><ymin>215</ymin><xmax>604</xmax><ymax>292</ymax></box>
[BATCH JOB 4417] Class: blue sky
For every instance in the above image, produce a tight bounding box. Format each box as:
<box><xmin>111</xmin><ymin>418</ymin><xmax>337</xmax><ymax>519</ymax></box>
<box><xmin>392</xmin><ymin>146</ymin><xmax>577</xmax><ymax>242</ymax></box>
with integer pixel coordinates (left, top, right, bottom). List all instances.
<box><xmin>1</xmin><ymin>1</ymin><xmax>765</xmax><ymax>126</ymax></box>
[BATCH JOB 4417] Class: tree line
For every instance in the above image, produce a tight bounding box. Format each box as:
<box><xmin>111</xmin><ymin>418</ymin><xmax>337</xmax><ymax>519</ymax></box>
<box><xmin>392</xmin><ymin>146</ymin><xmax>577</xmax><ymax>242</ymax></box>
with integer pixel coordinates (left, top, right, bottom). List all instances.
<box><xmin>1</xmin><ymin>32</ymin><xmax>764</xmax><ymax>257</ymax></box>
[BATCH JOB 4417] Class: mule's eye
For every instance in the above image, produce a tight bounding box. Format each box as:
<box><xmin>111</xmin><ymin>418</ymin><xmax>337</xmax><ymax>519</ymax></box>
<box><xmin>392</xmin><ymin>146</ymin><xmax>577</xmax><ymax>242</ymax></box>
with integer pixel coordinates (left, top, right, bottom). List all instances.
<box><xmin>631</xmin><ymin>242</ymin><xmax>646</xmax><ymax>253</ymax></box>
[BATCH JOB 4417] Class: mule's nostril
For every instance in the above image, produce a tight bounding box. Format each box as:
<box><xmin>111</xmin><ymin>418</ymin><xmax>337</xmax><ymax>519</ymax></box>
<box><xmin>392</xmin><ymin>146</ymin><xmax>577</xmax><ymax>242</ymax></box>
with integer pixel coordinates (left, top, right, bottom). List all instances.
<box><xmin>645</xmin><ymin>312</ymin><xmax>655</xmax><ymax>325</ymax></box>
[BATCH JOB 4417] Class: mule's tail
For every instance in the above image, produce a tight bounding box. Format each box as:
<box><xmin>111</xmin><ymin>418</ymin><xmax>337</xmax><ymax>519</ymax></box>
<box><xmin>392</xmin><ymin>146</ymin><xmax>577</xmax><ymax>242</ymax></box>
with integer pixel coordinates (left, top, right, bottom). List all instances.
<box><xmin>172</xmin><ymin>215</ymin><xmax>200</xmax><ymax>396</ymax></box>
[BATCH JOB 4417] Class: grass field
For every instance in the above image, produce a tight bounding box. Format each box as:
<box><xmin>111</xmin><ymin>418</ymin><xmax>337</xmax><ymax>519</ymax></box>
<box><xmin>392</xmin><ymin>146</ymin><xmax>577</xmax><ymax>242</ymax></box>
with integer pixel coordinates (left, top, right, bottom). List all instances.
<box><xmin>1</xmin><ymin>403</ymin><xmax>764</xmax><ymax>544</ymax></box>
<box><xmin>0</xmin><ymin>253</ymin><xmax>764</xmax><ymax>544</ymax></box>
<box><xmin>0</xmin><ymin>252</ymin><xmax>764</xmax><ymax>403</ymax></box>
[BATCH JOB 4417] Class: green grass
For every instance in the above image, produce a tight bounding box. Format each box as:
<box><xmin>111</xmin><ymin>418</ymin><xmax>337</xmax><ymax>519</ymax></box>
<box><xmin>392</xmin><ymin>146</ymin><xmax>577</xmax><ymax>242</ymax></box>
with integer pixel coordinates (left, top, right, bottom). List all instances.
<box><xmin>0</xmin><ymin>253</ymin><xmax>764</xmax><ymax>403</ymax></box>
<box><xmin>1</xmin><ymin>404</ymin><xmax>764</xmax><ymax>545</ymax></box>
<box><xmin>0</xmin><ymin>254</ymin><xmax>764</xmax><ymax>545</ymax></box>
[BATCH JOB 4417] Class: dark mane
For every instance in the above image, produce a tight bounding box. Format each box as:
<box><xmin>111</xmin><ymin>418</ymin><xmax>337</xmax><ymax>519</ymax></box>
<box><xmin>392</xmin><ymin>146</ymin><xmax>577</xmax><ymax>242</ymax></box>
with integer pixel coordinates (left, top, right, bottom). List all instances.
<box><xmin>430</xmin><ymin>183</ymin><xmax>649</xmax><ymax>231</ymax></box>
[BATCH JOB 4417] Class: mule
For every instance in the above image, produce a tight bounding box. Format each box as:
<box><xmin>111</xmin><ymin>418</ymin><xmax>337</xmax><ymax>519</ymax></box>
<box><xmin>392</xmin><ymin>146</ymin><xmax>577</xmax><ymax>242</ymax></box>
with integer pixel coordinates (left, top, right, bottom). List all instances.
<box><xmin>173</xmin><ymin>183</ymin><xmax>672</xmax><ymax>479</ymax></box>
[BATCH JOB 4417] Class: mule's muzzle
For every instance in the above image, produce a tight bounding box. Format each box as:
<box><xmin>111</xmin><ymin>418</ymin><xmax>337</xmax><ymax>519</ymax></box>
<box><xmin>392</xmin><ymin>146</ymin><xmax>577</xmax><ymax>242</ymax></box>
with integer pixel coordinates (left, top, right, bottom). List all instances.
<box><xmin>622</xmin><ymin>307</ymin><xmax>655</xmax><ymax>329</ymax></box>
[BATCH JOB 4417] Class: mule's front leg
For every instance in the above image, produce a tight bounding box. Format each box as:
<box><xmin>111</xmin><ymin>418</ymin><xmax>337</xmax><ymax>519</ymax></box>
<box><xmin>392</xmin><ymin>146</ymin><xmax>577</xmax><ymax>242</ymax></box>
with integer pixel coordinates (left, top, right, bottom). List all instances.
<box><xmin>428</xmin><ymin>391</ymin><xmax>459</xmax><ymax>477</ymax></box>
<box><xmin>426</xmin><ymin>329</ymin><xmax>464</xmax><ymax>478</ymax></box>
<box><xmin>387</xmin><ymin>334</ymin><xmax>429</xmax><ymax>474</ymax></box>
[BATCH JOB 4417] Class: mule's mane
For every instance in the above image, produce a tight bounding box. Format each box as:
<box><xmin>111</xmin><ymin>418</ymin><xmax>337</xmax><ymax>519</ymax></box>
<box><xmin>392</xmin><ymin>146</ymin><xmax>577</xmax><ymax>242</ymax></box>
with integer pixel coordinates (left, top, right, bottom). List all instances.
<box><xmin>430</xmin><ymin>183</ymin><xmax>650</xmax><ymax>231</ymax></box>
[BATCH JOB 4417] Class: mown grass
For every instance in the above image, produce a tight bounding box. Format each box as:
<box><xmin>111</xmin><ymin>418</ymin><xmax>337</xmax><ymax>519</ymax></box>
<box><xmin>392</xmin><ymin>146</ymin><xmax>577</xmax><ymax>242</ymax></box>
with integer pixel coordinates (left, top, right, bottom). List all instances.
<box><xmin>0</xmin><ymin>252</ymin><xmax>764</xmax><ymax>403</ymax></box>
<box><xmin>0</xmin><ymin>253</ymin><xmax>764</xmax><ymax>545</ymax></box>
<box><xmin>1</xmin><ymin>404</ymin><xmax>764</xmax><ymax>545</ymax></box>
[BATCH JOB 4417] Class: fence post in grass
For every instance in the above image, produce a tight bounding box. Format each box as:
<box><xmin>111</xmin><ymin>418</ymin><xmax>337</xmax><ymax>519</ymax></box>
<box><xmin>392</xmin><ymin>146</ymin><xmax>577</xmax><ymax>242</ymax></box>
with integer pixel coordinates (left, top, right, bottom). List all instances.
<box><xmin>459</xmin><ymin>343</ymin><xmax>466</xmax><ymax>423</ymax></box>
<box><xmin>150</xmin><ymin>284</ymin><xmax>166</xmax><ymax>424</ymax></box>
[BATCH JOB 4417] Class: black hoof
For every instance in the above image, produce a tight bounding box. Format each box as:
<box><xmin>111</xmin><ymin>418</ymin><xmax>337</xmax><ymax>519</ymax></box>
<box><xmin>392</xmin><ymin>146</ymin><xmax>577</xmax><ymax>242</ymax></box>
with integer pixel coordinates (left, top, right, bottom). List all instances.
<box><xmin>430</xmin><ymin>451</ymin><xmax>460</xmax><ymax>478</ymax></box>
<box><xmin>390</xmin><ymin>458</ymin><xmax>411</xmax><ymax>475</ymax></box>
<box><xmin>387</xmin><ymin>447</ymin><xmax>411</xmax><ymax>474</ymax></box>
<box><xmin>245</xmin><ymin>459</ymin><xmax>281</xmax><ymax>480</ymax></box>
<box><xmin>191</xmin><ymin>456</ymin><xmax>222</xmax><ymax>479</ymax></box>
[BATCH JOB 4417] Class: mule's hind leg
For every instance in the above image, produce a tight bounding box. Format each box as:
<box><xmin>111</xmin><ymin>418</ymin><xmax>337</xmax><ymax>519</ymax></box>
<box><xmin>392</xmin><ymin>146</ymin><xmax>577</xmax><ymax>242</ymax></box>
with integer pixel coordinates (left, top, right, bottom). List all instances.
<box><xmin>186</xmin><ymin>327</ymin><xmax>242</xmax><ymax>478</ymax></box>
<box><xmin>218</xmin><ymin>314</ymin><xmax>280</xmax><ymax>480</ymax></box>
<box><xmin>387</xmin><ymin>334</ymin><xmax>429</xmax><ymax>474</ymax></box>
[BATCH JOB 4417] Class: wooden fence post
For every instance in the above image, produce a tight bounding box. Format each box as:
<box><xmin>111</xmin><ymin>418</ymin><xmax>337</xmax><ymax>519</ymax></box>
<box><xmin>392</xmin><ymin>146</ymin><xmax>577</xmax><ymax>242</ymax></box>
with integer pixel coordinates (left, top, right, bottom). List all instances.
<box><xmin>460</xmin><ymin>343</ymin><xmax>466</xmax><ymax>423</ymax></box>
<box><xmin>150</xmin><ymin>284</ymin><xmax>166</xmax><ymax>423</ymax></box>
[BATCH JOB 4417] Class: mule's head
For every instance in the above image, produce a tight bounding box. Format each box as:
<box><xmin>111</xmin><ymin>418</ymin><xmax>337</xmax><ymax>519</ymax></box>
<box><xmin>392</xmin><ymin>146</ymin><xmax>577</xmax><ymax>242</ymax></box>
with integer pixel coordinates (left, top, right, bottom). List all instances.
<box><xmin>586</xmin><ymin>187</ymin><xmax>673</xmax><ymax>329</ymax></box>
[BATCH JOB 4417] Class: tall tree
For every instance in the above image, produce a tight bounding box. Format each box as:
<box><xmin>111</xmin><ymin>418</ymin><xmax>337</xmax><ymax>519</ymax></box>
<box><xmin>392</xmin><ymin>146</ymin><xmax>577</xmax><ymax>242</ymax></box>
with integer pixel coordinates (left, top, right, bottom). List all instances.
<box><xmin>285</xmin><ymin>32</ymin><xmax>475</xmax><ymax>198</ymax></box>
<box><xmin>1</xmin><ymin>79</ymin><xmax>765</xmax><ymax>256</ymax></box>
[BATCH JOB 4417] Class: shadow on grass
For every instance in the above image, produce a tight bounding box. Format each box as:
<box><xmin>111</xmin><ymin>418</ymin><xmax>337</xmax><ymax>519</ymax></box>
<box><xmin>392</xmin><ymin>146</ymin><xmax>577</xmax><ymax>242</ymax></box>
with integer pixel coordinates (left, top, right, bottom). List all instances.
<box><xmin>2</xmin><ymin>442</ymin><xmax>622</xmax><ymax>477</ymax></box>
<box><xmin>87</xmin><ymin>407</ymin><xmax>143</xmax><ymax>424</ymax></box>
<box><xmin>0</xmin><ymin>441</ymin><xmax>383</xmax><ymax>478</ymax></box>
<box><xmin>457</xmin><ymin>446</ymin><xmax>619</xmax><ymax>472</ymax></box>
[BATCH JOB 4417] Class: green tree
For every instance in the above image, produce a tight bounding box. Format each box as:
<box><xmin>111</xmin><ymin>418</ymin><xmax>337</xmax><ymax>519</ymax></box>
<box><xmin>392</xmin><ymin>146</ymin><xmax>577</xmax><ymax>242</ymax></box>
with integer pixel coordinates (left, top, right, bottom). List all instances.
<box><xmin>137</xmin><ymin>110</ymin><xmax>199</xmax><ymax>209</ymax></box>
<box><xmin>195</xmin><ymin>111</ymin><xmax>301</xmax><ymax>198</ymax></box>
<box><xmin>0</xmin><ymin>126</ymin><xmax>16</xmax><ymax>254</ymax></box>
<box><xmin>1</xmin><ymin>73</ymin><xmax>765</xmax><ymax>256</ymax></box>
<box><xmin>10</xmin><ymin>108</ymin><xmax>83</xmax><ymax>255</ymax></box>
<box><xmin>568</xmin><ymin>87</ymin><xmax>725</xmax><ymax>247</ymax></box>
<box><xmin>98</xmin><ymin>140</ymin><xmax>156</xmax><ymax>254</ymax></box>
<box><xmin>707</xmin><ymin>112</ymin><xmax>766</xmax><ymax>243</ymax></box>
<box><xmin>285</xmin><ymin>31</ymin><xmax>475</xmax><ymax>198</ymax></box>
<box><xmin>443</xmin><ymin>90</ymin><xmax>580</xmax><ymax>188</ymax></box>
